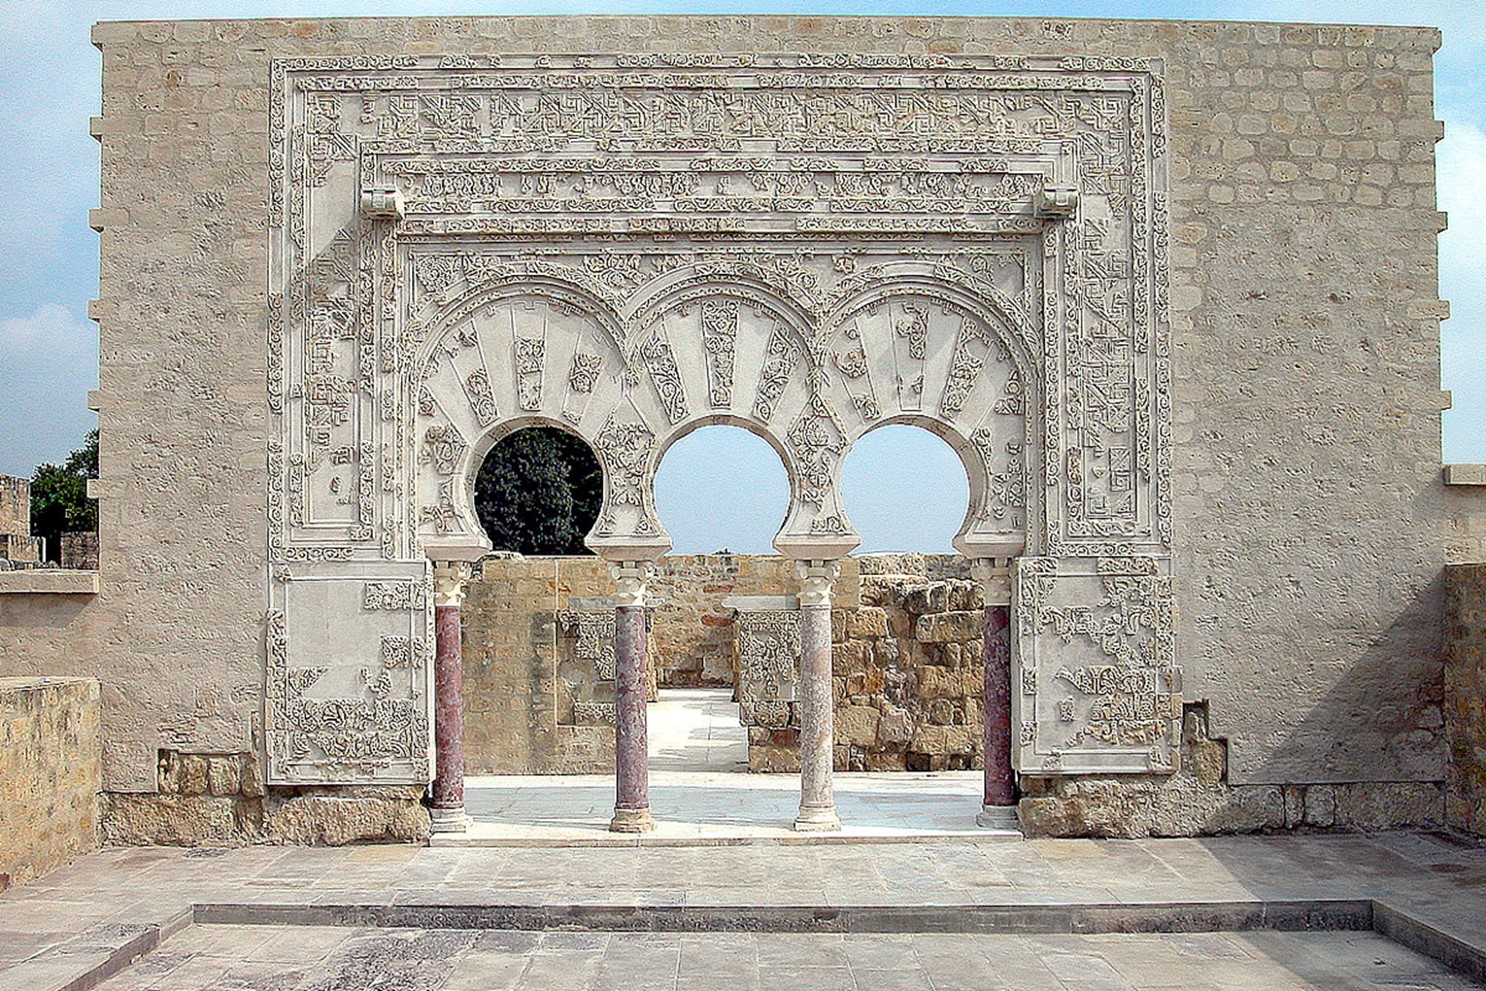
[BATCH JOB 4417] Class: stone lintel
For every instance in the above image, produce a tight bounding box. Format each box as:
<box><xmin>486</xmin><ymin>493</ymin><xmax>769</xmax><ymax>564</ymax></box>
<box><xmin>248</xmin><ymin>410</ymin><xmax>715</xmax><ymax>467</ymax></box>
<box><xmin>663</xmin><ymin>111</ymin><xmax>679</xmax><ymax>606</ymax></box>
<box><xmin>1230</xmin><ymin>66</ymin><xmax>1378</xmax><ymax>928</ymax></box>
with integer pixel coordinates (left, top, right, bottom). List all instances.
<box><xmin>722</xmin><ymin>594</ymin><xmax>798</xmax><ymax>612</ymax></box>
<box><xmin>0</xmin><ymin>571</ymin><xmax>100</xmax><ymax>595</ymax></box>
<box><xmin>1445</xmin><ymin>464</ymin><xmax>1486</xmax><ymax>487</ymax></box>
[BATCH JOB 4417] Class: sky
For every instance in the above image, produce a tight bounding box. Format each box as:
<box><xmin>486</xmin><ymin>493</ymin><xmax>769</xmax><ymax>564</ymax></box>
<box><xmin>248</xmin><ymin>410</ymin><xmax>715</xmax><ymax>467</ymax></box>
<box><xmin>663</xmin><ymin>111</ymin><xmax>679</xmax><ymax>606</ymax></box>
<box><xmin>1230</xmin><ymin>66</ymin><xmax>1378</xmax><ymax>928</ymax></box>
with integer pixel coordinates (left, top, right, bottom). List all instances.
<box><xmin>0</xmin><ymin>0</ymin><xmax>1481</xmax><ymax>555</ymax></box>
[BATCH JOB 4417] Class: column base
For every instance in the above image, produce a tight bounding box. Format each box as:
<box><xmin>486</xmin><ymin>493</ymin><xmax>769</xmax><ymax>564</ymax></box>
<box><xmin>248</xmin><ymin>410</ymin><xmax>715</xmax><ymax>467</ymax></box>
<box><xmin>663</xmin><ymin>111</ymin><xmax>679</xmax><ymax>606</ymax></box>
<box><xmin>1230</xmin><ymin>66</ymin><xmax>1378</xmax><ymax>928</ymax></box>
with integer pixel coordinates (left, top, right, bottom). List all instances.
<box><xmin>793</xmin><ymin>806</ymin><xmax>842</xmax><ymax>832</ymax></box>
<box><xmin>976</xmin><ymin>803</ymin><xmax>1020</xmax><ymax>830</ymax></box>
<box><xmin>429</xmin><ymin>806</ymin><xmax>472</xmax><ymax>834</ymax></box>
<box><xmin>609</xmin><ymin>807</ymin><xmax>656</xmax><ymax>833</ymax></box>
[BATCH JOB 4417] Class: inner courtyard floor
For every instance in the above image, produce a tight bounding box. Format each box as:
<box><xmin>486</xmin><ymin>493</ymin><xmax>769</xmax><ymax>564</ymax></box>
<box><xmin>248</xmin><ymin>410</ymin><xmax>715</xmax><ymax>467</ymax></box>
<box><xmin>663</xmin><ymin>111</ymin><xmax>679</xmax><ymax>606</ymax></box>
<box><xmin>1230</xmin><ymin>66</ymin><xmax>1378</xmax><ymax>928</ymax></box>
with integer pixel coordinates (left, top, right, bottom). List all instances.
<box><xmin>458</xmin><ymin>688</ymin><xmax>997</xmax><ymax>844</ymax></box>
<box><xmin>2</xmin><ymin>831</ymin><xmax>1484</xmax><ymax>991</ymax></box>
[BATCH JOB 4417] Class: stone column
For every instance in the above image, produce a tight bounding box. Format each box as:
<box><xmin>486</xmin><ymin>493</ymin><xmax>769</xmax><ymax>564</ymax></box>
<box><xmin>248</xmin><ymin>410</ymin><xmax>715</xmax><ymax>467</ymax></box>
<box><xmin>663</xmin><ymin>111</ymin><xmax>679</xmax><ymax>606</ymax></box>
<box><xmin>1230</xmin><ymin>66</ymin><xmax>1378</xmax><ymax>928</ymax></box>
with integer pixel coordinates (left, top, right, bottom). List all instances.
<box><xmin>973</xmin><ymin>558</ymin><xmax>1017</xmax><ymax>829</ymax></box>
<box><xmin>794</xmin><ymin>559</ymin><xmax>842</xmax><ymax>832</ymax></box>
<box><xmin>430</xmin><ymin>560</ymin><xmax>473</xmax><ymax>833</ymax></box>
<box><xmin>609</xmin><ymin>560</ymin><xmax>656</xmax><ymax>833</ymax></box>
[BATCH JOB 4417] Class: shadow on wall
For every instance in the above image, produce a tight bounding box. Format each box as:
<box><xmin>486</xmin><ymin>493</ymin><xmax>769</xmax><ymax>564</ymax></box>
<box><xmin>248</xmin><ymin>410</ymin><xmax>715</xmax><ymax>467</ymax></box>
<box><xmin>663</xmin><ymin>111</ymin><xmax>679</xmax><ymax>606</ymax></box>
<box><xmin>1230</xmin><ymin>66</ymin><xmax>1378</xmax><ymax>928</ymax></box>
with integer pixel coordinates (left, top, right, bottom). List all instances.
<box><xmin>1021</xmin><ymin>572</ymin><xmax>1450</xmax><ymax>837</ymax></box>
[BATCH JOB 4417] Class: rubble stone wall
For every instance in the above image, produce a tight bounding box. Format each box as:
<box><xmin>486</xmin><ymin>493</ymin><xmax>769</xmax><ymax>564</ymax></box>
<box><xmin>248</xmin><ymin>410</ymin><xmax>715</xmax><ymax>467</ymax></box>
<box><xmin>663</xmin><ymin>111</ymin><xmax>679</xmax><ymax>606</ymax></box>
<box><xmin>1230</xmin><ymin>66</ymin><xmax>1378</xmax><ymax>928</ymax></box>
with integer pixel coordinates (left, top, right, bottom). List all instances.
<box><xmin>0</xmin><ymin>476</ymin><xmax>28</xmax><ymax>537</ymax></box>
<box><xmin>1446</xmin><ymin>563</ymin><xmax>1486</xmax><ymax>836</ymax></box>
<box><xmin>0</xmin><ymin>678</ymin><xmax>100</xmax><ymax>889</ymax></box>
<box><xmin>61</xmin><ymin>532</ymin><xmax>100</xmax><ymax>571</ymax></box>
<box><xmin>102</xmin><ymin>749</ymin><xmax>428</xmax><ymax>846</ymax></box>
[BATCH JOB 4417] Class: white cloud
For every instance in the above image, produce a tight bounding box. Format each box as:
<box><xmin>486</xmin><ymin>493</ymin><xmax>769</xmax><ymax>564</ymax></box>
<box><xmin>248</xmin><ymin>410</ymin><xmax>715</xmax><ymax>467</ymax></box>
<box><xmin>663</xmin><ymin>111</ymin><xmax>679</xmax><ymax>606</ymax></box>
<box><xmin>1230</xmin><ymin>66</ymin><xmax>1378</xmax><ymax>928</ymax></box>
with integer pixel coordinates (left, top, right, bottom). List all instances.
<box><xmin>0</xmin><ymin>304</ymin><xmax>97</xmax><ymax>475</ymax></box>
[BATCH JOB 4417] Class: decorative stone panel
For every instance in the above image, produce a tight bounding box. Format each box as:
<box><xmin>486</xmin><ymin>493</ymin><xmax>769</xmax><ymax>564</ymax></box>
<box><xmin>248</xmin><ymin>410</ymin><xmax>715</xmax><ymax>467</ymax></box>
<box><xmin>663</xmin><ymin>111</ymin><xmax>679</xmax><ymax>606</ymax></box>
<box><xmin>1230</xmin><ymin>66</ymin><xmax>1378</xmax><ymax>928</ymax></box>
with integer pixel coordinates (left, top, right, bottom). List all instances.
<box><xmin>265</xmin><ymin>560</ymin><xmax>433</xmax><ymax>785</ymax></box>
<box><xmin>1012</xmin><ymin>555</ymin><xmax>1179</xmax><ymax>775</ymax></box>
<box><xmin>735</xmin><ymin>609</ymin><xmax>802</xmax><ymax>705</ymax></box>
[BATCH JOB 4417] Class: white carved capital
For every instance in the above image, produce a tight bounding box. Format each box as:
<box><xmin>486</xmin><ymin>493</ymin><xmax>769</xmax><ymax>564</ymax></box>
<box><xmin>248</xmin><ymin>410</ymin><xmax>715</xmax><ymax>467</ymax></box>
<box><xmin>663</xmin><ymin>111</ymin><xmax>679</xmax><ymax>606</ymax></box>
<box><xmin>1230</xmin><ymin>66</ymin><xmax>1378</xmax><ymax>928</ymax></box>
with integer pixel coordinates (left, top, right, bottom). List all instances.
<box><xmin>431</xmin><ymin>560</ymin><xmax>472</xmax><ymax>608</ymax></box>
<box><xmin>795</xmin><ymin>559</ymin><xmax>842</xmax><ymax>609</ymax></box>
<box><xmin>608</xmin><ymin>560</ymin><xmax>656</xmax><ymax>608</ymax></box>
<box><xmin>971</xmin><ymin>557</ymin><xmax>1014</xmax><ymax>606</ymax></box>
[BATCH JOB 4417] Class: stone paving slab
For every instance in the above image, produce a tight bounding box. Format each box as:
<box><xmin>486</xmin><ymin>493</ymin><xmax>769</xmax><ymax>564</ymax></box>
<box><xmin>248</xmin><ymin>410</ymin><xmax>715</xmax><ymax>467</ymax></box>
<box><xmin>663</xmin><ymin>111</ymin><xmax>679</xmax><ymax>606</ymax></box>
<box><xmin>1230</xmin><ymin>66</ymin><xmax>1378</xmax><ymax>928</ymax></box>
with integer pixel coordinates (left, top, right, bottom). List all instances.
<box><xmin>1</xmin><ymin>831</ymin><xmax>1484</xmax><ymax>991</ymax></box>
<box><xmin>85</xmin><ymin>928</ymin><xmax>1486</xmax><ymax>991</ymax></box>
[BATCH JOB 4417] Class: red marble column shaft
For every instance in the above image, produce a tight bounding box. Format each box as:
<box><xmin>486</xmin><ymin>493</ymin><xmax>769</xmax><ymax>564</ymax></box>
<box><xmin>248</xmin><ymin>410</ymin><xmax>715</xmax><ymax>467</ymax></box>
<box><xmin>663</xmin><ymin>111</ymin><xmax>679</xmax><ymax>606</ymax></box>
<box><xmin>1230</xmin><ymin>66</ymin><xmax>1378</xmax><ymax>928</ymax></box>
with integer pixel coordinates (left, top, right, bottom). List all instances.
<box><xmin>431</xmin><ymin>601</ymin><xmax>465</xmax><ymax>812</ymax></box>
<box><xmin>983</xmin><ymin>603</ymin><xmax>1015</xmax><ymax>809</ymax></box>
<box><xmin>611</xmin><ymin>602</ymin><xmax>653</xmax><ymax>830</ymax></box>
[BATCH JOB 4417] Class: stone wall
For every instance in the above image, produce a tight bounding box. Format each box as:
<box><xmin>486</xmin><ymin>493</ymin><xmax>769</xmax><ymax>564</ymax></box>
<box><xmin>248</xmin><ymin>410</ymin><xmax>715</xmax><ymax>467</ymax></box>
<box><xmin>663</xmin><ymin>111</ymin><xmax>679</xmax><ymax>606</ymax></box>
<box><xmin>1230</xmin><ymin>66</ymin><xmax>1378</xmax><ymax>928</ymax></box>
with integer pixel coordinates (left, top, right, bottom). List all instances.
<box><xmin>0</xmin><ymin>15</ymin><xmax>1476</xmax><ymax>842</ymax></box>
<box><xmin>1018</xmin><ymin>703</ymin><xmax>1444</xmax><ymax>838</ymax></box>
<box><xmin>0</xmin><ymin>678</ymin><xmax>100</xmax><ymax>889</ymax></box>
<box><xmin>0</xmin><ymin>475</ymin><xmax>41</xmax><ymax>566</ymax></box>
<box><xmin>103</xmin><ymin>749</ymin><xmax>427</xmax><ymax>846</ymax></box>
<box><xmin>61</xmin><ymin>532</ymin><xmax>99</xmax><ymax>571</ymax></box>
<box><xmin>0</xmin><ymin>476</ymin><xmax>28</xmax><ymax>537</ymax></box>
<box><xmin>1446</xmin><ymin>563</ymin><xmax>1486</xmax><ymax>836</ymax></box>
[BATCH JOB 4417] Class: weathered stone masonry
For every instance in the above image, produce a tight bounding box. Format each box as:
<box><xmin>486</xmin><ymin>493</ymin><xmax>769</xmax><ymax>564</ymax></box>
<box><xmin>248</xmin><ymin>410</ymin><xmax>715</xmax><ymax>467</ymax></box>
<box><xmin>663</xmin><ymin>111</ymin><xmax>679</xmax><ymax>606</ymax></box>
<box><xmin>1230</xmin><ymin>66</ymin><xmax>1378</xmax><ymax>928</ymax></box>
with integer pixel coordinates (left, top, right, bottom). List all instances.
<box><xmin>0</xmin><ymin>15</ymin><xmax>1479</xmax><ymax>842</ymax></box>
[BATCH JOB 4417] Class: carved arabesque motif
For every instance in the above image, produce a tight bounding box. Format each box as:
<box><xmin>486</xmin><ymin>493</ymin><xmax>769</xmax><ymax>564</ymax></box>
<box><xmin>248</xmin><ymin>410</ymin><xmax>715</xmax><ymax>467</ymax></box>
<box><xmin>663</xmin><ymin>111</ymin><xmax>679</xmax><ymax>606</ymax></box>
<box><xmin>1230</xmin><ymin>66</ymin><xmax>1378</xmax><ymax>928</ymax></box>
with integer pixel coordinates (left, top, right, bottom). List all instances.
<box><xmin>1011</xmin><ymin>555</ymin><xmax>1179</xmax><ymax>775</ymax></box>
<box><xmin>736</xmin><ymin>609</ymin><xmax>802</xmax><ymax>702</ymax></box>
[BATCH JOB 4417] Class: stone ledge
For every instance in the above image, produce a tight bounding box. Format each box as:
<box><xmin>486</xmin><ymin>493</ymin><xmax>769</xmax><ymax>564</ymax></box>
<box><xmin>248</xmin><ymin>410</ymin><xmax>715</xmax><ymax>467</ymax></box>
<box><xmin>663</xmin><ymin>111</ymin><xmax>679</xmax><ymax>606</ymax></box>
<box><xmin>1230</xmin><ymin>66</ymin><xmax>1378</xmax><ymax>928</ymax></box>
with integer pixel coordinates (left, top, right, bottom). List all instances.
<box><xmin>0</xmin><ymin>570</ymin><xmax>100</xmax><ymax>594</ymax></box>
<box><xmin>1445</xmin><ymin>464</ymin><xmax>1486</xmax><ymax>486</ymax></box>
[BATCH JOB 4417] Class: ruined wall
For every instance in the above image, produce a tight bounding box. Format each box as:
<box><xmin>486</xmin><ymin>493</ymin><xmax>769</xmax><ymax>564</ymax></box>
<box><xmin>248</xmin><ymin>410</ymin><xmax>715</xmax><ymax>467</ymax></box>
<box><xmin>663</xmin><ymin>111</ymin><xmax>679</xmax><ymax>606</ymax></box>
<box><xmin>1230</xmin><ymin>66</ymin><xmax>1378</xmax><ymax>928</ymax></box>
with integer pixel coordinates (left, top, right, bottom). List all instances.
<box><xmin>0</xmin><ymin>476</ymin><xmax>29</xmax><ymax>537</ymax></box>
<box><xmin>1448</xmin><ymin>479</ymin><xmax>1486</xmax><ymax>564</ymax></box>
<box><xmin>460</xmin><ymin>553</ymin><xmax>855</xmax><ymax>773</ymax></box>
<box><xmin>0</xmin><ymin>15</ymin><xmax>1475</xmax><ymax>840</ymax></box>
<box><xmin>0</xmin><ymin>678</ymin><xmax>100</xmax><ymax>889</ymax></box>
<box><xmin>0</xmin><ymin>476</ymin><xmax>41</xmax><ymax>565</ymax></box>
<box><xmin>104</xmin><ymin>749</ymin><xmax>428</xmax><ymax>847</ymax></box>
<box><xmin>60</xmin><ymin>532</ymin><xmax>99</xmax><ymax>571</ymax></box>
<box><xmin>1445</xmin><ymin>563</ymin><xmax>1486</xmax><ymax>836</ymax></box>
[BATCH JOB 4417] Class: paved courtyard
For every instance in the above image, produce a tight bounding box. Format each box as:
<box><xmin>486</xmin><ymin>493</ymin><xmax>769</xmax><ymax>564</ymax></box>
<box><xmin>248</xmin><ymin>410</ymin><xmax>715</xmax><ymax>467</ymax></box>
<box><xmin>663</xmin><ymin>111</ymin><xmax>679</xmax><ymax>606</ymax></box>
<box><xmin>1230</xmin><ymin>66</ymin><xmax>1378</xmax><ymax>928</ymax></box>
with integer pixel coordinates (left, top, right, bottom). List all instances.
<box><xmin>2</xmin><ymin>829</ymin><xmax>1485</xmax><ymax>991</ymax></box>
<box><xmin>89</xmin><ymin>927</ymin><xmax>1486</xmax><ymax>991</ymax></box>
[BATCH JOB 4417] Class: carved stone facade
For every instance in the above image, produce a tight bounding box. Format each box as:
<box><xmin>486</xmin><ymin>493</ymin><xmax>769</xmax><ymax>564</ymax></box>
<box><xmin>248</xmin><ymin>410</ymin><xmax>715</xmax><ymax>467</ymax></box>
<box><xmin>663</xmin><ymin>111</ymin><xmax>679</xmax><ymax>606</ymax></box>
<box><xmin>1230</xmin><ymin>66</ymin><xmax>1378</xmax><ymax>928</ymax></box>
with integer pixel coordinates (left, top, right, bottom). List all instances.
<box><xmin>0</xmin><ymin>16</ymin><xmax>1473</xmax><ymax>839</ymax></box>
<box><xmin>265</xmin><ymin>48</ymin><xmax>1174</xmax><ymax>784</ymax></box>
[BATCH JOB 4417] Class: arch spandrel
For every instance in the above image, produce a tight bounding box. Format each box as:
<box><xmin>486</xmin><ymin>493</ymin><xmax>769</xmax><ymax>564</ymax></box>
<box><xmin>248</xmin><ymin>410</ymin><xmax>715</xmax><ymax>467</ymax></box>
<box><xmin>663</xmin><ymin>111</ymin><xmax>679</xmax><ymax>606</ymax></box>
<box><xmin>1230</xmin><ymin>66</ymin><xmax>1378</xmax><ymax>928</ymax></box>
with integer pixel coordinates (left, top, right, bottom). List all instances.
<box><xmin>413</xmin><ymin>283</ymin><xmax>647</xmax><ymax>561</ymax></box>
<box><xmin>819</xmin><ymin>277</ymin><xmax>1040</xmax><ymax>561</ymax></box>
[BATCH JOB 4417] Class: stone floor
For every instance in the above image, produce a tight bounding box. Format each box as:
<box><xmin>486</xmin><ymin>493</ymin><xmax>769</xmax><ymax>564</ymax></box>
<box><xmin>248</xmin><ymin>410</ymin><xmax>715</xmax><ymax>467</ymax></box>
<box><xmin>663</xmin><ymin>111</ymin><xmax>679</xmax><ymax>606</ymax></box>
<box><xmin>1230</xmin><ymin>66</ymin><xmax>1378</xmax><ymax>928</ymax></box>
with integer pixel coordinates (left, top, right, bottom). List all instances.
<box><xmin>648</xmin><ymin>688</ymin><xmax>748</xmax><ymax>772</ymax></box>
<box><xmin>88</xmin><ymin>927</ymin><xmax>1486</xmax><ymax>991</ymax></box>
<box><xmin>456</xmin><ymin>687</ymin><xmax>1002</xmax><ymax>845</ymax></box>
<box><xmin>3</xmin><ymin>830</ymin><xmax>1486</xmax><ymax>991</ymax></box>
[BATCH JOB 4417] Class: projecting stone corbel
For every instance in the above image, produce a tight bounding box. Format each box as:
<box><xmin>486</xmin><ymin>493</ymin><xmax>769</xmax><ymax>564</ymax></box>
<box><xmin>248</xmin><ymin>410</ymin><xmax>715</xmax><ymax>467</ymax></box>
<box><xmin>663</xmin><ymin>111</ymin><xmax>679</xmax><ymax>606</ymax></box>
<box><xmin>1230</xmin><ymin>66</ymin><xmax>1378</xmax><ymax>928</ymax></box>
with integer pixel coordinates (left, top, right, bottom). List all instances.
<box><xmin>1034</xmin><ymin>184</ymin><xmax>1079</xmax><ymax>220</ymax></box>
<box><xmin>360</xmin><ymin>186</ymin><xmax>405</xmax><ymax>220</ymax></box>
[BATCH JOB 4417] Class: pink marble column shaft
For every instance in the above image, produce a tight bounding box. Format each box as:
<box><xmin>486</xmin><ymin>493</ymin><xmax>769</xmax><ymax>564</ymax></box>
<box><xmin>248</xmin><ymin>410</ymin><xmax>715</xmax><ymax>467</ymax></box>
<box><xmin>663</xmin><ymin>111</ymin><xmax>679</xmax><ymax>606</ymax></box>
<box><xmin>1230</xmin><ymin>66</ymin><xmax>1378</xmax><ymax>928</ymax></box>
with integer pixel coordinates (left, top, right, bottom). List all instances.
<box><xmin>611</xmin><ymin>602</ymin><xmax>653</xmax><ymax>831</ymax></box>
<box><xmin>982</xmin><ymin>603</ymin><xmax>1015</xmax><ymax>809</ymax></box>
<box><xmin>431</xmin><ymin>602</ymin><xmax>465</xmax><ymax>814</ymax></box>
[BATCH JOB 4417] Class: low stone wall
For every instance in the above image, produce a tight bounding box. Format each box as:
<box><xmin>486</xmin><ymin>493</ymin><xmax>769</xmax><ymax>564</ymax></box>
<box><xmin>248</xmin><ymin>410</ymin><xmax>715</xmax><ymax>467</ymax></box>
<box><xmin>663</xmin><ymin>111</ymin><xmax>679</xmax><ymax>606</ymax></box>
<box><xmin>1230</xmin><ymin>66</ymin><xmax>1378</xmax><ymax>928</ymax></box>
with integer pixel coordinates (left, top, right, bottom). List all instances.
<box><xmin>1446</xmin><ymin>563</ymin><xmax>1486</xmax><ymax>836</ymax></box>
<box><xmin>102</xmin><ymin>749</ymin><xmax>428</xmax><ymax>846</ymax></box>
<box><xmin>0</xmin><ymin>677</ymin><xmax>100</xmax><ymax>889</ymax></box>
<box><xmin>1017</xmin><ymin>702</ymin><xmax>1443</xmax><ymax>838</ymax></box>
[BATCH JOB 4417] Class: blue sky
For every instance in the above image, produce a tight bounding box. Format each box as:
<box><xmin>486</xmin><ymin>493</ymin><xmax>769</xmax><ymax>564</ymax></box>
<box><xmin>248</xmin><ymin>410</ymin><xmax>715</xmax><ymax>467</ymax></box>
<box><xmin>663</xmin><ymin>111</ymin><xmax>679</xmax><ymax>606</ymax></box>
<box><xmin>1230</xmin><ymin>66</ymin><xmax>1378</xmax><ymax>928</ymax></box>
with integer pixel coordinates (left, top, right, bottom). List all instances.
<box><xmin>0</xmin><ymin>0</ymin><xmax>1480</xmax><ymax>554</ymax></box>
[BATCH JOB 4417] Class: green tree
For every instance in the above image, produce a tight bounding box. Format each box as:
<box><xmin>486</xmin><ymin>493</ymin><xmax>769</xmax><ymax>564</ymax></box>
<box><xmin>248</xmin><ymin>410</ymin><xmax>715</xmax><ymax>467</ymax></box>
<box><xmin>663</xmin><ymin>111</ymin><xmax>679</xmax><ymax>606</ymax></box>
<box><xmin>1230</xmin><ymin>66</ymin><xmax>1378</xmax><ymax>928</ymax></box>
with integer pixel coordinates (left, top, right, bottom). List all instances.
<box><xmin>475</xmin><ymin>427</ymin><xmax>602</xmax><ymax>555</ymax></box>
<box><xmin>30</xmin><ymin>429</ymin><xmax>98</xmax><ymax>562</ymax></box>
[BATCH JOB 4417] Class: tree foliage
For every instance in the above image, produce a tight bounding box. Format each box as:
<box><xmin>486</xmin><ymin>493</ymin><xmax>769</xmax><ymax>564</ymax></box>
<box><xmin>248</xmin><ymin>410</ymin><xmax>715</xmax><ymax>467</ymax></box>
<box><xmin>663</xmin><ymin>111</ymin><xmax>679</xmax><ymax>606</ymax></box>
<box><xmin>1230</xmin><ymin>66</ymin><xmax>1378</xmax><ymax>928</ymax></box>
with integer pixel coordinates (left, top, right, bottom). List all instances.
<box><xmin>474</xmin><ymin>427</ymin><xmax>602</xmax><ymax>555</ymax></box>
<box><xmin>30</xmin><ymin>429</ymin><xmax>98</xmax><ymax>562</ymax></box>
